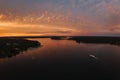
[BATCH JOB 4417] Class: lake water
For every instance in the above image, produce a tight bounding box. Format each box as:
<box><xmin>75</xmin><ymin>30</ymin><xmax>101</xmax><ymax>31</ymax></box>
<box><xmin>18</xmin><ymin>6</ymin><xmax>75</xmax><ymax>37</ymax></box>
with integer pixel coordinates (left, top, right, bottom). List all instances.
<box><xmin>0</xmin><ymin>38</ymin><xmax>120</xmax><ymax>80</ymax></box>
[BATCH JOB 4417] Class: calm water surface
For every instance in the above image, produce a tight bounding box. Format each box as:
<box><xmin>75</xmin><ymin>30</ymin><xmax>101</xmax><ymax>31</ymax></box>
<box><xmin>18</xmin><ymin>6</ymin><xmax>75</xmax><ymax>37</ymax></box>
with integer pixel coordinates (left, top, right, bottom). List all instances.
<box><xmin>0</xmin><ymin>38</ymin><xmax>120</xmax><ymax>79</ymax></box>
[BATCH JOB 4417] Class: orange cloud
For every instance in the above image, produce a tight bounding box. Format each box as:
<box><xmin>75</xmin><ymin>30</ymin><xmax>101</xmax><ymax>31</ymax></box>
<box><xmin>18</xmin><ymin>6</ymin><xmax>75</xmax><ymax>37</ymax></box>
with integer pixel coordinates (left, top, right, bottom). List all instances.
<box><xmin>0</xmin><ymin>0</ymin><xmax>120</xmax><ymax>36</ymax></box>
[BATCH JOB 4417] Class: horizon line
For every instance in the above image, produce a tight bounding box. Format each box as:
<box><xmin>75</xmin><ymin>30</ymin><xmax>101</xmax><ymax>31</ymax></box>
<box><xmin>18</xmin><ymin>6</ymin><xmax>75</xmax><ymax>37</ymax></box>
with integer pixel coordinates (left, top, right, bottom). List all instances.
<box><xmin>0</xmin><ymin>35</ymin><xmax>120</xmax><ymax>38</ymax></box>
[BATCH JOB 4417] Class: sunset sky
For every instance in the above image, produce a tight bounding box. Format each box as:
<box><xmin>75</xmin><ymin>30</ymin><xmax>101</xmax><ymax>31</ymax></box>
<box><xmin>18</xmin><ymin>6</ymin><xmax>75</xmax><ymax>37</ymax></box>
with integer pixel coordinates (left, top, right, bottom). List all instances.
<box><xmin>0</xmin><ymin>0</ymin><xmax>120</xmax><ymax>36</ymax></box>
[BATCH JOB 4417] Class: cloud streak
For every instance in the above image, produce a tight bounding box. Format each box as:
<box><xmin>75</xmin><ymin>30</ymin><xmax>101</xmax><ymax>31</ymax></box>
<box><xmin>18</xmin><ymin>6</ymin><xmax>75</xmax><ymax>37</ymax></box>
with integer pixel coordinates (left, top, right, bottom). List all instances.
<box><xmin>0</xmin><ymin>0</ymin><xmax>120</xmax><ymax>36</ymax></box>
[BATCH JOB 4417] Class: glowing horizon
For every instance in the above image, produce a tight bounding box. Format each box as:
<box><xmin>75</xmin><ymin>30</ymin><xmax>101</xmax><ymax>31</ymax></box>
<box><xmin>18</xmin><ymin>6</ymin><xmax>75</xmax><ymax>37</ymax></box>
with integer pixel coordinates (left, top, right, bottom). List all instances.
<box><xmin>0</xmin><ymin>0</ymin><xmax>120</xmax><ymax>36</ymax></box>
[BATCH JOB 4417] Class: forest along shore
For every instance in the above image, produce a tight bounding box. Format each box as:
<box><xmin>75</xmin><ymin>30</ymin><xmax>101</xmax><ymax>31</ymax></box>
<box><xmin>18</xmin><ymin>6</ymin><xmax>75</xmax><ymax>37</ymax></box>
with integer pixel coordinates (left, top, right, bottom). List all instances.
<box><xmin>0</xmin><ymin>38</ymin><xmax>41</xmax><ymax>58</ymax></box>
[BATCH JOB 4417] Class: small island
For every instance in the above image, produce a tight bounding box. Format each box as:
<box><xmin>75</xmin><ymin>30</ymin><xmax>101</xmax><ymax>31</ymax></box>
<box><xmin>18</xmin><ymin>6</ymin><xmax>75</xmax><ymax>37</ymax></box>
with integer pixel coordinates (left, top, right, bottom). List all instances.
<box><xmin>0</xmin><ymin>38</ymin><xmax>41</xmax><ymax>58</ymax></box>
<box><xmin>51</xmin><ymin>36</ymin><xmax>66</xmax><ymax>40</ymax></box>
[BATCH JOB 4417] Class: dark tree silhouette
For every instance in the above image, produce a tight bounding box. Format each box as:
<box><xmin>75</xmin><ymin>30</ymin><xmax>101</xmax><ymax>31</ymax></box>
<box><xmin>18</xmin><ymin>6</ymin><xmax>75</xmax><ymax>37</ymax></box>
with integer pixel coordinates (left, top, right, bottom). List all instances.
<box><xmin>0</xmin><ymin>38</ymin><xmax>41</xmax><ymax>58</ymax></box>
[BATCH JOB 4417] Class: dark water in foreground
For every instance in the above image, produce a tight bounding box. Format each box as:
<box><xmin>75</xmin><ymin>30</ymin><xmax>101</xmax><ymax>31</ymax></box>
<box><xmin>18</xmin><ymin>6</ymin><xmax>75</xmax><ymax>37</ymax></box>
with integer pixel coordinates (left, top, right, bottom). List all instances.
<box><xmin>0</xmin><ymin>38</ymin><xmax>120</xmax><ymax>80</ymax></box>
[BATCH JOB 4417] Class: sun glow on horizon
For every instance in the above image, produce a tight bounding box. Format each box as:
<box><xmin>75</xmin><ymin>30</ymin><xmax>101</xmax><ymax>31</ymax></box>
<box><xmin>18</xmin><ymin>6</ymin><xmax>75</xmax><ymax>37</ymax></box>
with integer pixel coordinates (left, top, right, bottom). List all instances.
<box><xmin>0</xmin><ymin>21</ymin><xmax>82</xmax><ymax>36</ymax></box>
<box><xmin>0</xmin><ymin>0</ymin><xmax>120</xmax><ymax>36</ymax></box>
